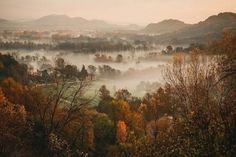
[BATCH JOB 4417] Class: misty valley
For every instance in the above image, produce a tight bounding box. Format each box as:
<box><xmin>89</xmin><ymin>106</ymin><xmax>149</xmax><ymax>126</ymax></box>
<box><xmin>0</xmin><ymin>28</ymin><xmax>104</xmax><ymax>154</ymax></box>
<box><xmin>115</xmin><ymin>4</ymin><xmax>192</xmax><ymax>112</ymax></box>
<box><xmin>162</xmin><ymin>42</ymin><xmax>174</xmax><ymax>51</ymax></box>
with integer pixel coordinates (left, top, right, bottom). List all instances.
<box><xmin>0</xmin><ymin>4</ymin><xmax>236</xmax><ymax>157</ymax></box>
<box><xmin>5</xmin><ymin>49</ymin><xmax>169</xmax><ymax>96</ymax></box>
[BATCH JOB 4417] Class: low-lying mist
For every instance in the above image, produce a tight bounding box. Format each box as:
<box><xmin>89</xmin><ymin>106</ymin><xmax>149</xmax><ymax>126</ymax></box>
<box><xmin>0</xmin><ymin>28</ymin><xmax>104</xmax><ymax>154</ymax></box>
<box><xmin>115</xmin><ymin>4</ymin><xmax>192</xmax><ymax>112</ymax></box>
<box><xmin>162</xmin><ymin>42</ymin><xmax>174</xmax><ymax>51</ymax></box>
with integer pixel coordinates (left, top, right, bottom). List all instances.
<box><xmin>3</xmin><ymin>50</ymin><xmax>172</xmax><ymax>97</ymax></box>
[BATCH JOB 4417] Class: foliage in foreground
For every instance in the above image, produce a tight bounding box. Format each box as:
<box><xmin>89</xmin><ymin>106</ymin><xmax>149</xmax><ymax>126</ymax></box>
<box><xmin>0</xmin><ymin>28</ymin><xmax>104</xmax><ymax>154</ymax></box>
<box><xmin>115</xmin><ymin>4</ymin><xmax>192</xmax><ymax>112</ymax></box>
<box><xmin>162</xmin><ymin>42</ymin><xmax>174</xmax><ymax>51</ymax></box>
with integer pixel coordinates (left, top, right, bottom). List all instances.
<box><xmin>0</xmin><ymin>33</ymin><xmax>235</xmax><ymax>157</ymax></box>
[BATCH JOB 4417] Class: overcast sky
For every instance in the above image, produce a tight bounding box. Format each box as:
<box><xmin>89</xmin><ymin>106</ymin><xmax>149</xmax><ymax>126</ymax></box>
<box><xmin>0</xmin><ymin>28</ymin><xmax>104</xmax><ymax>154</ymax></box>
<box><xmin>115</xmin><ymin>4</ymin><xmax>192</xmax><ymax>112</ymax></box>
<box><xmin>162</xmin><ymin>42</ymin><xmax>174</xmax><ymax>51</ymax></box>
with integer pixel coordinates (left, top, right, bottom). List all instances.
<box><xmin>1</xmin><ymin>0</ymin><xmax>236</xmax><ymax>25</ymax></box>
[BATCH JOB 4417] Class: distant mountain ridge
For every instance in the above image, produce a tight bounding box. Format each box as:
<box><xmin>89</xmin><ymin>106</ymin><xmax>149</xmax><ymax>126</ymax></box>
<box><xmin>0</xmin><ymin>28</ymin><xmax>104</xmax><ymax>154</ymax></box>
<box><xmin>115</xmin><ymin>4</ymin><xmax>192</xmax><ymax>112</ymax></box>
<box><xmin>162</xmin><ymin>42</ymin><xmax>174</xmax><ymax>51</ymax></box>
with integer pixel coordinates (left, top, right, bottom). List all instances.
<box><xmin>0</xmin><ymin>14</ymin><xmax>141</xmax><ymax>31</ymax></box>
<box><xmin>152</xmin><ymin>12</ymin><xmax>236</xmax><ymax>44</ymax></box>
<box><xmin>32</xmin><ymin>15</ymin><xmax>109</xmax><ymax>27</ymax></box>
<box><xmin>143</xmin><ymin>19</ymin><xmax>190</xmax><ymax>34</ymax></box>
<box><xmin>26</xmin><ymin>14</ymin><xmax>117</xmax><ymax>30</ymax></box>
<box><xmin>0</xmin><ymin>12</ymin><xmax>235</xmax><ymax>43</ymax></box>
<box><xmin>0</xmin><ymin>18</ymin><xmax>8</xmax><ymax>23</ymax></box>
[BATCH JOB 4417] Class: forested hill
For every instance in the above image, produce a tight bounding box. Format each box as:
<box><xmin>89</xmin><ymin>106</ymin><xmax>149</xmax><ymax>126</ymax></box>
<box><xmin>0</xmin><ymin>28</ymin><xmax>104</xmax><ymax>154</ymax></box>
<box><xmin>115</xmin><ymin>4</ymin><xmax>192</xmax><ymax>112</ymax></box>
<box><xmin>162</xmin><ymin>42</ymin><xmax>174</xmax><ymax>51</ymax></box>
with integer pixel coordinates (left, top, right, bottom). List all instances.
<box><xmin>151</xmin><ymin>12</ymin><xmax>236</xmax><ymax>44</ymax></box>
<box><xmin>143</xmin><ymin>19</ymin><xmax>190</xmax><ymax>34</ymax></box>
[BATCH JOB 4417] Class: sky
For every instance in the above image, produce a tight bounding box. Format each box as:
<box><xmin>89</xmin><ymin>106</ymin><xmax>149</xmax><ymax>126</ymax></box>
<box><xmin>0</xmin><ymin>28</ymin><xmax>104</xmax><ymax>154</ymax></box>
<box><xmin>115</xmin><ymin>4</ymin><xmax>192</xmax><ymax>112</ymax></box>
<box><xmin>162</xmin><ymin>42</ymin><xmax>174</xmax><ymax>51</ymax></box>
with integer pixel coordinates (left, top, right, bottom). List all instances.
<box><xmin>1</xmin><ymin>0</ymin><xmax>236</xmax><ymax>25</ymax></box>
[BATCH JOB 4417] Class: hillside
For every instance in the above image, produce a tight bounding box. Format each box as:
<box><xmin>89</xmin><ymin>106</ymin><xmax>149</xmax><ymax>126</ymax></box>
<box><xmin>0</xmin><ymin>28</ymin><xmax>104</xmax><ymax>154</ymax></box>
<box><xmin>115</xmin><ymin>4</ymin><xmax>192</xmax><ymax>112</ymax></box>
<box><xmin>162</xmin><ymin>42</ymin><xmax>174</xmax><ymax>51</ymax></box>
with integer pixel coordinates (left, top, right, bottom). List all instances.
<box><xmin>0</xmin><ymin>18</ymin><xmax>8</xmax><ymax>23</ymax></box>
<box><xmin>0</xmin><ymin>18</ymin><xmax>19</xmax><ymax>30</ymax></box>
<box><xmin>0</xmin><ymin>15</ymin><xmax>120</xmax><ymax>31</ymax></box>
<box><xmin>143</xmin><ymin>19</ymin><xmax>190</xmax><ymax>34</ymax></box>
<box><xmin>153</xmin><ymin>12</ymin><xmax>236</xmax><ymax>44</ymax></box>
<box><xmin>0</xmin><ymin>15</ymin><xmax>141</xmax><ymax>31</ymax></box>
<box><xmin>26</xmin><ymin>14</ymin><xmax>116</xmax><ymax>30</ymax></box>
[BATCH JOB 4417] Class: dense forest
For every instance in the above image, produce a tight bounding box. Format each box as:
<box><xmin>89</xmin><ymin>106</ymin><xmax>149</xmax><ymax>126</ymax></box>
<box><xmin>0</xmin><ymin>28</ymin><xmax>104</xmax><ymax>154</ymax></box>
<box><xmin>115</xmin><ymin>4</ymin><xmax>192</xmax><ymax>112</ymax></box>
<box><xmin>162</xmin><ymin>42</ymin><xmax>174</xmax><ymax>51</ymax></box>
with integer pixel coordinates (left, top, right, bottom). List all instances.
<box><xmin>0</xmin><ymin>32</ymin><xmax>235</xmax><ymax>157</ymax></box>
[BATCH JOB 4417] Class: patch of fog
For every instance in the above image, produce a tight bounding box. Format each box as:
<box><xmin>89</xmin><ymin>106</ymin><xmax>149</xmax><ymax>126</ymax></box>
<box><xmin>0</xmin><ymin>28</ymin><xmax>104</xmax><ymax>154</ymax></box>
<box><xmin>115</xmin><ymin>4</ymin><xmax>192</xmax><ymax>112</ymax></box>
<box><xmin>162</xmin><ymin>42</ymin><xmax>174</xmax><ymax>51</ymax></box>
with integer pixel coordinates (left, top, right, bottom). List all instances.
<box><xmin>60</xmin><ymin>50</ymin><xmax>170</xmax><ymax>71</ymax></box>
<box><xmin>58</xmin><ymin>51</ymin><xmax>170</xmax><ymax>96</ymax></box>
<box><xmin>2</xmin><ymin>50</ymin><xmax>172</xmax><ymax>97</ymax></box>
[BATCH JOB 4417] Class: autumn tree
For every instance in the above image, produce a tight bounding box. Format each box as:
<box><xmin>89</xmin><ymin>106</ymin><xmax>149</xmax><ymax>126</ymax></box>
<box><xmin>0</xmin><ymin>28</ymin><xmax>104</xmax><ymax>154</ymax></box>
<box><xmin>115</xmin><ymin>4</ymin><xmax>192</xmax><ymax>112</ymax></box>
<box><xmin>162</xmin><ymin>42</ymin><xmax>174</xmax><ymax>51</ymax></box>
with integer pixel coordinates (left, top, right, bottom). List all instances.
<box><xmin>116</xmin><ymin>121</ymin><xmax>127</xmax><ymax>143</ymax></box>
<box><xmin>0</xmin><ymin>88</ymin><xmax>28</xmax><ymax>156</ymax></box>
<box><xmin>162</xmin><ymin>50</ymin><xmax>236</xmax><ymax>156</ymax></box>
